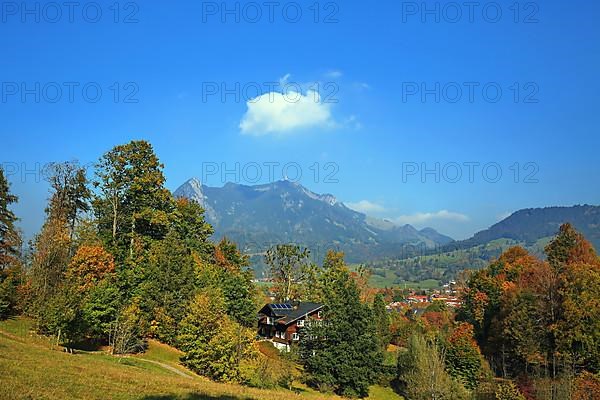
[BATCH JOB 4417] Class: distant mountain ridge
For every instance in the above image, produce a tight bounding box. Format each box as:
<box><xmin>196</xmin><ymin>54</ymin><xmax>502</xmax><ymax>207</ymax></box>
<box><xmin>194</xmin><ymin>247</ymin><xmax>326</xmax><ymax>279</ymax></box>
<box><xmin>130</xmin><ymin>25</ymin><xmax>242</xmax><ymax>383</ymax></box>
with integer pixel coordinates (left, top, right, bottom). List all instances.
<box><xmin>173</xmin><ymin>178</ymin><xmax>454</xmax><ymax>267</ymax></box>
<box><xmin>174</xmin><ymin>179</ymin><xmax>600</xmax><ymax>281</ymax></box>
<box><xmin>443</xmin><ymin>205</ymin><xmax>600</xmax><ymax>252</ymax></box>
<box><xmin>368</xmin><ymin>205</ymin><xmax>600</xmax><ymax>286</ymax></box>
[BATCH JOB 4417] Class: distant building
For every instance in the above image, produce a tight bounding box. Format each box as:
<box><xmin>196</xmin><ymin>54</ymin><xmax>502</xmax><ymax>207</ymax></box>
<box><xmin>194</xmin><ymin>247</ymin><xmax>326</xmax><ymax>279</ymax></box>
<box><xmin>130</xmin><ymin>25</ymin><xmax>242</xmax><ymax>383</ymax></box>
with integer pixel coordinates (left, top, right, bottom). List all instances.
<box><xmin>386</xmin><ymin>301</ymin><xmax>406</xmax><ymax>311</ymax></box>
<box><xmin>430</xmin><ymin>294</ymin><xmax>462</xmax><ymax>307</ymax></box>
<box><xmin>257</xmin><ymin>302</ymin><xmax>323</xmax><ymax>351</ymax></box>
<box><xmin>406</xmin><ymin>295</ymin><xmax>429</xmax><ymax>303</ymax></box>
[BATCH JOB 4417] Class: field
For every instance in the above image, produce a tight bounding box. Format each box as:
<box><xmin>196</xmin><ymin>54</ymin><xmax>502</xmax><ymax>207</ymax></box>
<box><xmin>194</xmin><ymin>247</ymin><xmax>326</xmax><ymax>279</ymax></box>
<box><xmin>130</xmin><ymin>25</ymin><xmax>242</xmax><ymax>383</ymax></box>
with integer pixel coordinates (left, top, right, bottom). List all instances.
<box><xmin>0</xmin><ymin>317</ymin><xmax>402</xmax><ymax>400</ymax></box>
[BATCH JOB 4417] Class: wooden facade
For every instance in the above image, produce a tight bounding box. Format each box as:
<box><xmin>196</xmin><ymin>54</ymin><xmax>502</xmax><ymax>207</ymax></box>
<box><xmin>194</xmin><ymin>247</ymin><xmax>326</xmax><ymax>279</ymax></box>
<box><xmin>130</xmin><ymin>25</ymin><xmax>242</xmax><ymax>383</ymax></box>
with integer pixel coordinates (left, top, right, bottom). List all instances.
<box><xmin>257</xmin><ymin>302</ymin><xmax>323</xmax><ymax>351</ymax></box>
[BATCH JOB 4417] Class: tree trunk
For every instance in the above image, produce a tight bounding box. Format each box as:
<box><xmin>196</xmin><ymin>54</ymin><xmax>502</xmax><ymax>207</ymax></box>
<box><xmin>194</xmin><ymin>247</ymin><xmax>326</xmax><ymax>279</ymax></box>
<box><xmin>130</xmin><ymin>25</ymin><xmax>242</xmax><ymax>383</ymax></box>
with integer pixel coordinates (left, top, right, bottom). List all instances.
<box><xmin>112</xmin><ymin>196</ymin><xmax>118</xmax><ymax>240</ymax></box>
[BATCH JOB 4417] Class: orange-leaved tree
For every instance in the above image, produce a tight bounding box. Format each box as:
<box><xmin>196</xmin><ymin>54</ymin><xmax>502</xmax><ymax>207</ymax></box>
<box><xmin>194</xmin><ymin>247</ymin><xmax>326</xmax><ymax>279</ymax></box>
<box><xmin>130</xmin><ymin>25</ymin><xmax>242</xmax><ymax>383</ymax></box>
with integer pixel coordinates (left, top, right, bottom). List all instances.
<box><xmin>67</xmin><ymin>245</ymin><xmax>115</xmax><ymax>291</ymax></box>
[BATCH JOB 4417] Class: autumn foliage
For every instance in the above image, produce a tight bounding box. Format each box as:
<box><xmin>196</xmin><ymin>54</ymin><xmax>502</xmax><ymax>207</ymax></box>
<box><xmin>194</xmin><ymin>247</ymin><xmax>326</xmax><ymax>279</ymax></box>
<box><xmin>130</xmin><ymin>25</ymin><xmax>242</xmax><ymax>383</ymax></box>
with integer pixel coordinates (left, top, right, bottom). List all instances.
<box><xmin>573</xmin><ymin>372</ymin><xmax>600</xmax><ymax>400</ymax></box>
<box><xmin>67</xmin><ymin>246</ymin><xmax>115</xmax><ymax>290</ymax></box>
<box><xmin>459</xmin><ymin>223</ymin><xmax>600</xmax><ymax>378</ymax></box>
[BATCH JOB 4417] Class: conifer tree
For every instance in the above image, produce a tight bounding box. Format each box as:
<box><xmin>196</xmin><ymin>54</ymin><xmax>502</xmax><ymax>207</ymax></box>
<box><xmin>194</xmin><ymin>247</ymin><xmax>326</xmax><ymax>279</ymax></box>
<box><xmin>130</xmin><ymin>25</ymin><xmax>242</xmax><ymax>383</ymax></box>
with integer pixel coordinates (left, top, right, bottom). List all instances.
<box><xmin>302</xmin><ymin>250</ymin><xmax>382</xmax><ymax>398</ymax></box>
<box><xmin>0</xmin><ymin>167</ymin><xmax>21</xmax><ymax>318</ymax></box>
<box><xmin>373</xmin><ymin>293</ymin><xmax>391</xmax><ymax>352</ymax></box>
<box><xmin>0</xmin><ymin>167</ymin><xmax>19</xmax><ymax>271</ymax></box>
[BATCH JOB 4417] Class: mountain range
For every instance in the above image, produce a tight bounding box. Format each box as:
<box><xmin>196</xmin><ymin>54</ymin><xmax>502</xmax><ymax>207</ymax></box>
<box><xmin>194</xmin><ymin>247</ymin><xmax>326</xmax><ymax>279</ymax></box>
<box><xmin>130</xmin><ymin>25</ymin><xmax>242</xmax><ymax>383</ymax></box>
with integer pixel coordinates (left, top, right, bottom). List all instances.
<box><xmin>174</xmin><ymin>178</ymin><xmax>600</xmax><ymax>280</ymax></box>
<box><xmin>173</xmin><ymin>178</ymin><xmax>453</xmax><ymax>269</ymax></box>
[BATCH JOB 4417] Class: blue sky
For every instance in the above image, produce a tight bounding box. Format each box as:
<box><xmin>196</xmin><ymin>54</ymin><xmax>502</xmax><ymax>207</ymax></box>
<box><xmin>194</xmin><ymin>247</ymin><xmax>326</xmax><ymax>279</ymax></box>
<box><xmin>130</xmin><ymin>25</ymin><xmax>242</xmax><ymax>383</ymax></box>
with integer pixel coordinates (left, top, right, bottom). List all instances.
<box><xmin>1</xmin><ymin>0</ymin><xmax>599</xmax><ymax>240</ymax></box>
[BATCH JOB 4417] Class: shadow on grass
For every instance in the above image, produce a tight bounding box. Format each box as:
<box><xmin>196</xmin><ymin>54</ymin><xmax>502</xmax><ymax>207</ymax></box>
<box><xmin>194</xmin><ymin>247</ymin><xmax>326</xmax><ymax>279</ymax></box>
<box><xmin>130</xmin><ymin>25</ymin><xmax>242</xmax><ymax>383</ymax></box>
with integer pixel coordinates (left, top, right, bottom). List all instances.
<box><xmin>290</xmin><ymin>386</ymin><xmax>308</xmax><ymax>394</ymax></box>
<box><xmin>68</xmin><ymin>339</ymin><xmax>106</xmax><ymax>352</ymax></box>
<box><xmin>140</xmin><ymin>395</ymin><xmax>253</xmax><ymax>400</ymax></box>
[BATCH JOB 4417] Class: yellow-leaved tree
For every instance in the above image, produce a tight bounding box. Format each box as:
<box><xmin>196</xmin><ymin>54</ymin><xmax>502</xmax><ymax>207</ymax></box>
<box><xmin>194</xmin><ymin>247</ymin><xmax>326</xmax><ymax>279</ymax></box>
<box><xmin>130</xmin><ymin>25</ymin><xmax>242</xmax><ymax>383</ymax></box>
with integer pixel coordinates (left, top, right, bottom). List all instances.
<box><xmin>177</xmin><ymin>288</ymin><xmax>257</xmax><ymax>383</ymax></box>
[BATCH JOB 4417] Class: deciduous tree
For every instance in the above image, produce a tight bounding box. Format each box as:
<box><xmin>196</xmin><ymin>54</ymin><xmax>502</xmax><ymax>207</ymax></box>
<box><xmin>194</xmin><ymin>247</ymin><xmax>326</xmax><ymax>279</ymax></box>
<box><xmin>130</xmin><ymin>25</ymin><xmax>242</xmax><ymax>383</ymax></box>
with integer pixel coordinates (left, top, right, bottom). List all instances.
<box><xmin>172</xmin><ymin>197</ymin><xmax>214</xmax><ymax>260</ymax></box>
<box><xmin>445</xmin><ymin>323</ymin><xmax>484</xmax><ymax>390</ymax></box>
<box><xmin>94</xmin><ymin>141</ymin><xmax>173</xmax><ymax>260</ymax></box>
<box><xmin>109</xmin><ymin>300</ymin><xmax>146</xmax><ymax>355</ymax></box>
<box><xmin>265</xmin><ymin>244</ymin><xmax>310</xmax><ymax>302</ymax></box>
<box><xmin>398</xmin><ymin>334</ymin><xmax>470</xmax><ymax>400</ymax></box>
<box><xmin>178</xmin><ymin>289</ymin><xmax>256</xmax><ymax>382</ymax></box>
<box><xmin>45</xmin><ymin>162</ymin><xmax>91</xmax><ymax>253</ymax></box>
<box><xmin>67</xmin><ymin>245</ymin><xmax>115</xmax><ymax>291</ymax></box>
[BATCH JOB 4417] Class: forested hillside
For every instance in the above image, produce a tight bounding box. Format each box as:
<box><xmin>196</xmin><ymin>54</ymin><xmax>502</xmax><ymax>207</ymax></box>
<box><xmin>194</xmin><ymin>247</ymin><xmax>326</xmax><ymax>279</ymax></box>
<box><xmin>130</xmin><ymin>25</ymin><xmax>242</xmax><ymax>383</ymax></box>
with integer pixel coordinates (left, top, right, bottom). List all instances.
<box><xmin>368</xmin><ymin>206</ymin><xmax>600</xmax><ymax>286</ymax></box>
<box><xmin>445</xmin><ymin>205</ymin><xmax>600</xmax><ymax>251</ymax></box>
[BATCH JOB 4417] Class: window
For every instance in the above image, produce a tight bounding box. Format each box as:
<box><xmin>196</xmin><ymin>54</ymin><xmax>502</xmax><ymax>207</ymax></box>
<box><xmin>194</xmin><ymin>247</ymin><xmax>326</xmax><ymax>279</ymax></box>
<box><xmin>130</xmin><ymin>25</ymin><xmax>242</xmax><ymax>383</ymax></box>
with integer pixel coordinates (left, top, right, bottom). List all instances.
<box><xmin>276</xmin><ymin>331</ymin><xmax>286</xmax><ymax>339</ymax></box>
<box><xmin>297</xmin><ymin>319</ymin><xmax>305</xmax><ymax>327</ymax></box>
<box><xmin>292</xmin><ymin>333</ymin><xmax>300</xmax><ymax>341</ymax></box>
<box><xmin>266</xmin><ymin>317</ymin><xmax>273</xmax><ymax>325</ymax></box>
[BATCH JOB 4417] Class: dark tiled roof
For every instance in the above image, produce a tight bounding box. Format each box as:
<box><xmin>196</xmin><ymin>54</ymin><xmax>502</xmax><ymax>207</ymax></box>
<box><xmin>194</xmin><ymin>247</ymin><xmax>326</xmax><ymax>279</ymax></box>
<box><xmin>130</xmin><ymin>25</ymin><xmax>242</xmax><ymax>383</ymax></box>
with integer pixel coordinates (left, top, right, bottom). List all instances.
<box><xmin>261</xmin><ymin>302</ymin><xmax>323</xmax><ymax>325</ymax></box>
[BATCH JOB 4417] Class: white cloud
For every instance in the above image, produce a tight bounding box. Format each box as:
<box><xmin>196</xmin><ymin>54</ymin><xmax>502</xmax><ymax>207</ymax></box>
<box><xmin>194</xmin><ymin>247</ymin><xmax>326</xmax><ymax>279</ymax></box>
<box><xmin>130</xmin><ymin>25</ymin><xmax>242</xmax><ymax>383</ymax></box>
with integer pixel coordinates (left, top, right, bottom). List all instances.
<box><xmin>239</xmin><ymin>90</ymin><xmax>334</xmax><ymax>136</ymax></box>
<box><xmin>393</xmin><ymin>210</ymin><xmax>469</xmax><ymax>226</ymax></box>
<box><xmin>346</xmin><ymin>200</ymin><xmax>387</xmax><ymax>214</ymax></box>
<box><xmin>325</xmin><ymin>70</ymin><xmax>343</xmax><ymax>79</ymax></box>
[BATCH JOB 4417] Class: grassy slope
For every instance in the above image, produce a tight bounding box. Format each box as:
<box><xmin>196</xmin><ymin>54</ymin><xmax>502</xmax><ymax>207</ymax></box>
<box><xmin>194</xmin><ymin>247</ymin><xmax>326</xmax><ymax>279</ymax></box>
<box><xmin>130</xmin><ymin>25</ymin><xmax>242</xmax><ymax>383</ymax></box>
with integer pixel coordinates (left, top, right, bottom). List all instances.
<box><xmin>349</xmin><ymin>264</ymin><xmax>441</xmax><ymax>289</ymax></box>
<box><xmin>0</xmin><ymin>318</ymin><xmax>402</xmax><ymax>400</ymax></box>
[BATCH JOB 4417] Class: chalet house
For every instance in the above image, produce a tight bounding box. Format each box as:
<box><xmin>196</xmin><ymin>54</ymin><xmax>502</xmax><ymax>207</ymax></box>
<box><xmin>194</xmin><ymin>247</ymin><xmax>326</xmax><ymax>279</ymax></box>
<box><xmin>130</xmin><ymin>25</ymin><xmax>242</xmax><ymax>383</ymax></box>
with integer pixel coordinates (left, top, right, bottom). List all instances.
<box><xmin>257</xmin><ymin>302</ymin><xmax>323</xmax><ymax>351</ymax></box>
